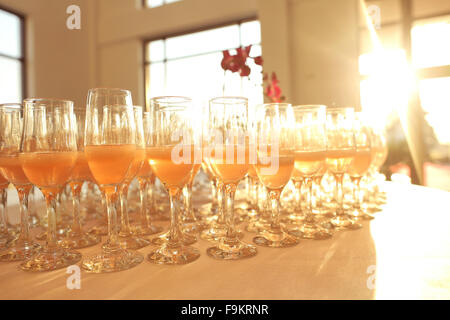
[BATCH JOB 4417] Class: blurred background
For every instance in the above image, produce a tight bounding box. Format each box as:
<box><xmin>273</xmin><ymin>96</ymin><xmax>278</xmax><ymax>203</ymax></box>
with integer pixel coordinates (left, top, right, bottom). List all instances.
<box><xmin>0</xmin><ymin>0</ymin><xmax>449</xmax><ymax>190</ymax></box>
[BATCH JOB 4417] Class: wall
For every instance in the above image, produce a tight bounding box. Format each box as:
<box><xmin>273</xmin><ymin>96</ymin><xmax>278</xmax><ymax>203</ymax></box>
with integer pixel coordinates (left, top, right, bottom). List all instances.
<box><xmin>0</xmin><ymin>0</ymin><xmax>96</xmax><ymax>108</ymax></box>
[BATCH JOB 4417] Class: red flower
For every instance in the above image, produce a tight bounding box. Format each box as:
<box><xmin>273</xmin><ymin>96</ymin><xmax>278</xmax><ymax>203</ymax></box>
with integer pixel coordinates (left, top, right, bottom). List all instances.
<box><xmin>254</xmin><ymin>56</ymin><xmax>263</xmax><ymax>66</ymax></box>
<box><xmin>221</xmin><ymin>45</ymin><xmax>253</xmax><ymax>77</ymax></box>
<box><xmin>265</xmin><ymin>72</ymin><xmax>285</xmax><ymax>103</ymax></box>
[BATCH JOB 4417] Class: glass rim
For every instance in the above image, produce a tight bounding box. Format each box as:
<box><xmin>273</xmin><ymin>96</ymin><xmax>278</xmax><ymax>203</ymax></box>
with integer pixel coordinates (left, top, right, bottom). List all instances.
<box><xmin>326</xmin><ymin>106</ymin><xmax>355</xmax><ymax>113</ymax></box>
<box><xmin>0</xmin><ymin>103</ymin><xmax>22</xmax><ymax>110</ymax></box>
<box><xmin>87</xmin><ymin>87</ymin><xmax>132</xmax><ymax>96</ymax></box>
<box><xmin>24</xmin><ymin>98</ymin><xmax>74</xmax><ymax>106</ymax></box>
<box><xmin>151</xmin><ymin>96</ymin><xmax>192</xmax><ymax>104</ymax></box>
<box><xmin>209</xmin><ymin>96</ymin><xmax>248</xmax><ymax>105</ymax></box>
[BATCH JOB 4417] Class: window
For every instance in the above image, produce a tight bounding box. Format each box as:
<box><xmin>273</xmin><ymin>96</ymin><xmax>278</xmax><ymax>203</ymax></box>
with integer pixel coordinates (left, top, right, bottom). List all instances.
<box><xmin>144</xmin><ymin>0</ymin><xmax>182</xmax><ymax>9</ymax></box>
<box><xmin>144</xmin><ymin>20</ymin><xmax>263</xmax><ymax>108</ymax></box>
<box><xmin>0</xmin><ymin>7</ymin><xmax>24</xmax><ymax>103</ymax></box>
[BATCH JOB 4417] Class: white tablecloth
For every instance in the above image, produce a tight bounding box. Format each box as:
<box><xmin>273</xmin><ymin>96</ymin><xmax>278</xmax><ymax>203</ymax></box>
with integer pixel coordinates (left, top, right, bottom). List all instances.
<box><xmin>1</xmin><ymin>182</ymin><xmax>449</xmax><ymax>300</ymax></box>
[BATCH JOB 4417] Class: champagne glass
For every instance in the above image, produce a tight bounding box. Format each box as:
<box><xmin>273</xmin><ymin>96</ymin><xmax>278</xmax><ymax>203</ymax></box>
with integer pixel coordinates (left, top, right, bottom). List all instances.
<box><xmin>205</xmin><ymin>96</ymin><xmax>257</xmax><ymax>260</ymax></box>
<box><xmin>290</xmin><ymin>105</ymin><xmax>332</xmax><ymax>240</ymax></box>
<box><xmin>133</xmin><ymin>111</ymin><xmax>162</xmax><ymax>236</ymax></box>
<box><xmin>19</xmin><ymin>98</ymin><xmax>81</xmax><ymax>271</ymax></box>
<box><xmin>59</xmin><ymin>107</ymin><xmax>101</xmax><ymax>249</ymax></box>
<box><xmin>117</xmin><ymin>106</ymin><xmax>151</xmax><ymax>249</ymax></box>
<box><xmin>252</xmin><ymin>103</ymin><xmax>298</xmax><ymax>247</ymax></box>
<box><xmin>0</xmin><ymin>103</ymin><xmax>41</xmax><ymax>261</ymax></box>
<box><xmin>326</xmin><ymin>107</ymin><xmax>361</xmax><ymax>230</ymax></box>
<box><xmin>146</xmin><ymin>96</ymin><xmax>200</xmax><ymax>265</ymax></box>
<box><xmin>348</xmin><ymin>113</ymin><xmax>373</xmax><ymax>220</ymax></box>
<box><xmin>81</xmin><ymin>88</ymin><xmax>143</xmax><ymax>273</ymax></box>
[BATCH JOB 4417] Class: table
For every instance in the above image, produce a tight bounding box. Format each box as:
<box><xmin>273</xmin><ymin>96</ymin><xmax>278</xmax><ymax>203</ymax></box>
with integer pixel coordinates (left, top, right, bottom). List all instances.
<box><xmin>1</xmin><ymin>182</ymin><xmax>449</xmax><ymax>300</ymax></box>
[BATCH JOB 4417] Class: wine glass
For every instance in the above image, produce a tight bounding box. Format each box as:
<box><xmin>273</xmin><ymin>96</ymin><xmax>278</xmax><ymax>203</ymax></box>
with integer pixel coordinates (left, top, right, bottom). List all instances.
<box><xmin>146</xmin><ymin>96</ymin><xmax>200</xmax><ymax>265</ymax></box>
<box><xmin>348</xmin><ymin>113</ymin><xmax>373</xmax><ymax>220</ymax></box>
<box><xmin>205</xmin><ymin>96</ymin><xmax>257</xmax><ymax>260</ymax></box>
<box><xmin>325</xmin><ymin>107</ymin><xmax>361</xmax><ymax>230</ymax></box>
<box><xmin>81</xmin><ymin>88</ymin><xmax>143</xmax><ymax>273</ymax></box>
<box><xmin>133</xmin><ymin>111</ymin><xmax>163</xmax><ymax>236</ymax></box>
<box><xmin>290</xmin><ymin>105</ymin><xmax>332</xmax><ymax>240</ymax></box>
<box><xmin>59</xmin><ymin>106</ymin><xmax>101</xmax><ymax>249</ymax></box>
<box><xmin>0</xmin><ymin>103</ymin><xmax>41</xmax><ymax>261</ymax></box>
<box><xmin>116</xmin><ymin>106</ymin><xmax>151</xmax><ymax>249</ymax></box>
<box><xmin>19</xmin><ymin>98</ymin><xmax>81</xmax><ymax>271</ymax></box>
<box><xmin>252</xmin><ymin>103</ymin><xmax>299</xmax><ymax>247</ymax></box>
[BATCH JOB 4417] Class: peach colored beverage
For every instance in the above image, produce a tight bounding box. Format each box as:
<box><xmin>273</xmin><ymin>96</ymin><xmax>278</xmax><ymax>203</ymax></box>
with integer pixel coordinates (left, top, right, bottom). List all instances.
<box><xmin>209</xmin><ymin>145</ymin><xmax>250</xmax><ymax>184</ymax></box>
<box><xmin>294</xmin><ymin>151</ymin><xmax>326</xmax><ymax>177</ymax></box>
<box><xmin>201</xmin><ymin>161</ymin><xmax>214</xmax><ymax>180</ymax></box>
<box><xmin>85</xmin><ymin>144</ymin><xmax>136</xmax><ymax>186</ymax></box>
<box><xmin>71</xmin><ymin>151</ymin><xmax>93</xmax><ymax>182</ymax></box>
<box><xmin>255</xmin><ymin>154</ymin><xmax>294</xmax><ymax>191</ymax></box>
<box><xmin>147</xmin><ymin>146</ymin><xmax>195</xmax><ymax>190</ymax></box>
<box><xmin>20</xmin><ymin>151</ymin><xmax>77</xmax><ymax>188</ymax></box>
<box><xmin>348</xmin><ymin>149</ymin><xmax>372</xmax><ymax>177</ymax></box>
<box><xmin>124</xmin><ymin>148</ymin><xmax>146</xmax><ymax>183</ymax></box>
<box><xmin>0</xmin><ymin>155</ymin><xmax>30</xmax><ymax>186</ymax></box>
<box><xmin>188</xmin><ymin>163</ymin><xmax>201</xmax><ymax>185</ymax></box>
<box><xmin>248</xmin><ymin>165</ymin><xmax>258</xmax><ymax>179</ymax></box>
<box><xmin>326</xmin><ymin>149</ymin><xmax>356</xmax><ymax>174</ymax></box>
<box><xmin>0</xmin><ymin>173</ymin><xmax>7</xmax><ymax>188</ymax></box>
<box><xmin>371</xmin><ymin>146</ymin><xmax>388</xmax><ymax>169</ymax></box>
<box><xmin>138</xmin><ymin>153</ymin><xmax>153</xmax><ymax>178</ymax></box>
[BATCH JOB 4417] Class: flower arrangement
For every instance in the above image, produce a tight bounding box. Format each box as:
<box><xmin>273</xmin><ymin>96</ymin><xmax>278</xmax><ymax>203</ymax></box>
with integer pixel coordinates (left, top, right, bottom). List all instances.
<box><xmin>220</xmin><ymin>45</ymin><xmax>285</xmax><ymax>103</ymax></box>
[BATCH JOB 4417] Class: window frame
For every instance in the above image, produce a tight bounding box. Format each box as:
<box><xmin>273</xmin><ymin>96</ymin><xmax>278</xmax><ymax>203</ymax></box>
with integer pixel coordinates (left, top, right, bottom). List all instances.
<box><xmin>142</xmin><ymin>16</ymin><xmax>259</xmax><ymax>107</ymax></box>
<box><xmin>358</xmin><ymin>0</ymin><xmax>450</xmax><ymax>183</ymax></box>
<box><xmin>0</xmin><ymin>4</ymin><xmax>26</xmax><ymax>102</ymax></box>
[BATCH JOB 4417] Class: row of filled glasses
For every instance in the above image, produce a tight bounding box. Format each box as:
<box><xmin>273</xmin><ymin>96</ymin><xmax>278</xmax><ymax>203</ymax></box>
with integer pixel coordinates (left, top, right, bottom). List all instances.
<box><xmin>0</xmin><ymin>89</ymin><xmax>387</xmax><ymax>273</ymax></box>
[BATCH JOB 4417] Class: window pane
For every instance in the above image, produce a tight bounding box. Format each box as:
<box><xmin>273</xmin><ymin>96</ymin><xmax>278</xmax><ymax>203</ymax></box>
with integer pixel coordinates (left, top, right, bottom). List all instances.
<box><xmin>240</xmin><ymin>20</ymin><xmax>261</xmax><ymax>46</ymax></box>
<box><xmin>412</xmin><ymin>15</ymin><xmax>450</xmax><ymax>68</ymax></box>
<box><xmin>0</xmin><ymin>9</ymin><xmax>22</xmax><ymax>58</ymax></box>
<box><xmin>147</xmin><ymin>62</ymin><xmax>166</xmax><ymax>98</ymax></box>
<box><xmin>146</xmin><ymin>0</ymin><xmax>164</xmax><ymax>8</ymax></box>
<box><xmin>0</xmin><ymin>56</ymin><xmax>22</xmax><ymax>103</ymax></box>
<box><xmin>165</xmin><ymin>25</ymin><xmax>240</xmax><ymax>59</ymax></box>
<box><xmin>147</xmin><ymin>40</ymin><xmax>165</xmax><ymax>62</ymax></box>
<box><xmin>419</xmin><ymin>77</ymin><xmax>450</xmax><ymax>145</ymax></box>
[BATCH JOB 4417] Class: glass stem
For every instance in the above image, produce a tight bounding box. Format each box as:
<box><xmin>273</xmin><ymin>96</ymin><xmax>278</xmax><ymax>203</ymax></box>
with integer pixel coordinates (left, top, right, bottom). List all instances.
<box><xmin>167</xmin><ymin>188</ymin><xmax>182</xmax><ymax>247</ymax></box>
<box><xmin>17</xmin><ymin>186</ymin><xmax>32</xmax><ymax>242</ymax></box>
<box><xmin>335</xmin><ymin>174</ymin><xmax>345</xmax><ymax>216</ymax></box>
<box><xmin>314</xmin><ymin>176</ymin><xmax>323</xmax><ymax>209</ymax></box>
<box><xmin>268</xmin><ymin>190</ymin><xmax>281</xmax><ymax>231</ymax></box>
<box><xmin>304</xmin><ymin>178</ymin><xmax>316</xmax><ymax>224</ymax></box>
<box><xmin>0</xmin><ymin>188</ymin><xmax>7</xmax><ymax>235</ymax></box>
<box><xmin>294</xmin><ymin>180</ymin><xmax>303</xmax><ymax>215</ymax></box>
<box><xmin>352</xmin><ymin>177</ymin><xmax>362</xmax><ymax>210</ymax></box>
<box><xmin>70</xmin><ymin>182</ymin><xmax>83</xmax><ymax>234</ymax></box>
<box><xmin>147</xmin><ymin>180</ymin><xmax>156</xmax><ymax>215</ymax></box>
<box><xmin>182</xmin><ymin>182</ymin><xmax>196</xmax><ymax>222</ymax></box>
<box><xmin>216</xmin><ymin>183</ymin><xmax>225</xmax><ymax>224</ymax></box>
<box><xmin>104</xmin><ymin>189</ymin><xmax>120</xmax><ymax>251</ymax></box>
<box><xmin>224</xmin><ymin>184</ymin><xmax>237</xmax><ymax>240</ymax></box>
<box><xmin>211</xmin><ymin>179</ymin><xmax>217</xmax><ymax>209</ymax></box>
<box><xmin>45</xmin><ymin>192</ymin><xmax>59</xmax><ymax>251</ymax></box>
<box><xmin>119</xmin><ymin>184</ymin><xmax>131</xmax><ymax>236</ymax></box>
<box><xmin>138</xmin><ymin>178</ymin><xmax>149</xmax><ymax>229</ymax></box>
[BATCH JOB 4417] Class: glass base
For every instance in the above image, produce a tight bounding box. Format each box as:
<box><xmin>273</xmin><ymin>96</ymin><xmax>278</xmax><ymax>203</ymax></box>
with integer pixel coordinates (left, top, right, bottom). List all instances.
<box><xmin>331</xmin><ymin>215</ymin><xmax>362</xmax><ymax>230</ymax></box>
<box><xmin>245</xmin><ymin>219</ymin><xmax>269</xmax><ymax>233</ymax></box>
<box><xmin>147</xmin><ymin>244</ymin><xmax>200</xmax><ymax>265</ymax></box>
<box><xmin>59</xmin><ymin>230</ymin><xmax>101</xmax><ymax>249</ymax></box>
<box><xmin>253</xmin><ymin>226</ymin><xmax>300</xmax><ymax>248</ymax></box>
<box><xmin>88</xmin><ymin>223</ymin><xmax>108</xmax><ymax>236</ymax></box>
<box><xmin>20</xmin><ymin>247</ymin><xmax>82</xmax><ymax>272</ymax></box>
<box><xmin>133</xmin><ymin>224</ymin><xmax>163</xmax><ymax>236</ymax></box>
<box><xmin>81</xmin><ymin>248</ymin><xmax>143</xmax><ymax>273</ymax></box>
<box><xmin>0</xmin><ymin>239</ymin><xmax>41</xmax><ymax>262</ymax></box>
<box><xmin>152</xmin><ymin>231</ymin><xmax>197</xmax><ymax>246</ymax></box>
<box><xmin>36</xmin><ymin>227</ymin><xmax>69</xmax><ymax>240</ymax></box>
<box><xmin>283</xmin><ymin>213</ymin><xmax>305</xmax><ymax>225</ymax></box>
<box><xmin>118</xmin><ymin>234</ymin><xmax>151</xmax><ymax>250</ymax></box>
<box><xmin>295</xmin><ymin>223</ymin><xmax>333</xmax><ymax>240</ymax></box>
<box><xmin>200</xmin><ymin>225</ymin><xmax>244</xmax><ymax>243</ymax></box>
<box><xmin>207</xmin><ymin>238</ymin><xmax>257</xmax><ymax>260</ymax></box>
